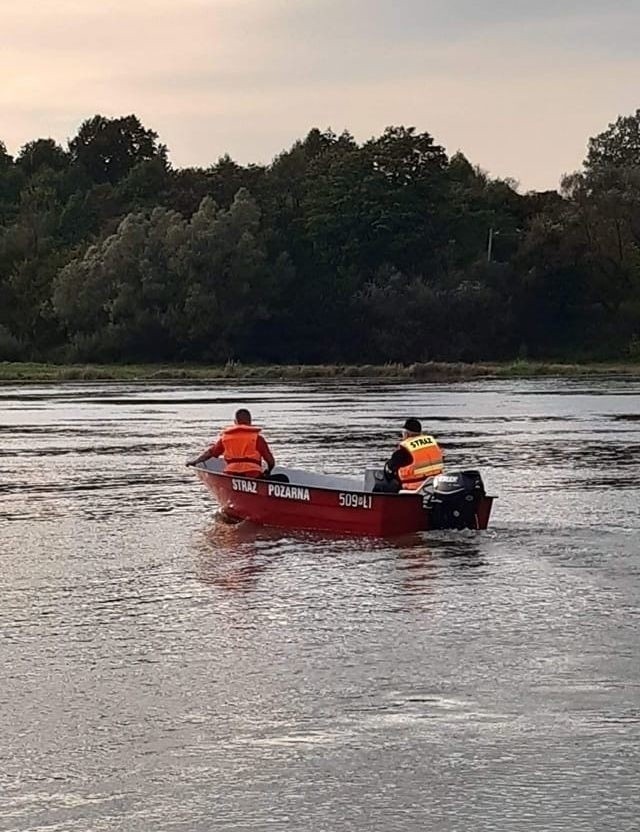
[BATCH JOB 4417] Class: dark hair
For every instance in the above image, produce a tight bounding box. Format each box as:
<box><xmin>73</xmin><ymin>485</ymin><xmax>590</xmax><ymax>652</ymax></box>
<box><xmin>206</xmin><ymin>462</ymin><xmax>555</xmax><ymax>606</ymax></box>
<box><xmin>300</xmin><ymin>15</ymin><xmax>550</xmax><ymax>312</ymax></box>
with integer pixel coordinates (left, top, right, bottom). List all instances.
<box><xmin>403</xmin><ymin>417</ymin><xmax>422</xmax><ymax>434</ymax></box>
<box><xmin>235</xmin><ymin>408</ymin><xmax>252</xmax><ymax>424</ymax></box>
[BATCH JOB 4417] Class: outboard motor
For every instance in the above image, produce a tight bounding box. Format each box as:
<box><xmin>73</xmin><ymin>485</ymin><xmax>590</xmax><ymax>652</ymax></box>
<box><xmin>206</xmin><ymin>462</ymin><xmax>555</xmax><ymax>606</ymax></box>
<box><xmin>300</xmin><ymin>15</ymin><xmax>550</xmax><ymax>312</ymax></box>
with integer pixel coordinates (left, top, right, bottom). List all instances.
<box><xmin>423</xmin><ymin>470</ymin><xmax>486</xmax><ymax>530</ymax></box>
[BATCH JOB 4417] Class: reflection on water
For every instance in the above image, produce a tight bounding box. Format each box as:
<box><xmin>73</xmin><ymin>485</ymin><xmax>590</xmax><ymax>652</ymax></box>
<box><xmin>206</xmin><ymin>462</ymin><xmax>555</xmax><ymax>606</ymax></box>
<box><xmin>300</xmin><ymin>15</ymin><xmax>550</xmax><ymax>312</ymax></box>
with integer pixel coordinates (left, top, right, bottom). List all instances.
<box><xmin>194</xmin><ymin>521</ymin><xmax>281</xmax><ymax>593</ymax></box>
<box><xmin>1</xmin><ymin>377</ymin><xmax>640</xmax><ymax>831</ymax></box>
<box><xmin>193</xmin><ymin>520</ymin><xmax>486</xmax><ymax>598</ymax></box>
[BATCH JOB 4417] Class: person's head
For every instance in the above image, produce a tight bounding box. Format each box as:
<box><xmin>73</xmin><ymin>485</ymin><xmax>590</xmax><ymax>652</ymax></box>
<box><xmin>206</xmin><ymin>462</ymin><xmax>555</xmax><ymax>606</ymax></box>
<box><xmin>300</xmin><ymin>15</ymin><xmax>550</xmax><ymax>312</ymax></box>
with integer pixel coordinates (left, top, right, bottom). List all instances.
<box><xmin>402</xmin><ymin>417</ymin><xmax>422</xmax><ymax>438</ymax></box>
<box><xmin>234</xmin><ymin>408</ymin><xmax>252</xmax><ymax>425</ymax></box>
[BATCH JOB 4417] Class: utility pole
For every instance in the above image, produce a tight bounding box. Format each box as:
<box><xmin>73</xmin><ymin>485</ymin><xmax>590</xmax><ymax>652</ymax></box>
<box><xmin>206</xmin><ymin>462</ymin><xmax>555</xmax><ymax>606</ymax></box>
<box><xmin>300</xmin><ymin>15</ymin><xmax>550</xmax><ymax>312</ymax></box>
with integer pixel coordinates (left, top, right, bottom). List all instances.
<box><xmin>487</xmin><ymin>227</ymin><xmax>495</xmax><ymax>263</ymax></box>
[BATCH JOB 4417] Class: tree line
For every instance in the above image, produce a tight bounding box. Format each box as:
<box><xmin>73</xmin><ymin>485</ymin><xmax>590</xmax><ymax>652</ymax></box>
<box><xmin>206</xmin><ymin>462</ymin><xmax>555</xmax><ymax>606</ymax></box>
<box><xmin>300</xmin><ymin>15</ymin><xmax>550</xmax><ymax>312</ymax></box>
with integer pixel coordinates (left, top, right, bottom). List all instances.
<box><xmin>1</xmin><ymin>111</ymin><xmax>640</xmax><ymax>364</ymax></box>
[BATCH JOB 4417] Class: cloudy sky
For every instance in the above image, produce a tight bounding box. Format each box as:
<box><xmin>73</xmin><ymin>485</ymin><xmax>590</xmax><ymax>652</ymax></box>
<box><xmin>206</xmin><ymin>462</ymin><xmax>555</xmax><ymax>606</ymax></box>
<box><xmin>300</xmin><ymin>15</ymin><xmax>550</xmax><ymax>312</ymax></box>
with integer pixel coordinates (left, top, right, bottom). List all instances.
<box><xmin>2</xmin><ymin>0</ymin><xmax>638</xmax><ymax>190</ymax></box>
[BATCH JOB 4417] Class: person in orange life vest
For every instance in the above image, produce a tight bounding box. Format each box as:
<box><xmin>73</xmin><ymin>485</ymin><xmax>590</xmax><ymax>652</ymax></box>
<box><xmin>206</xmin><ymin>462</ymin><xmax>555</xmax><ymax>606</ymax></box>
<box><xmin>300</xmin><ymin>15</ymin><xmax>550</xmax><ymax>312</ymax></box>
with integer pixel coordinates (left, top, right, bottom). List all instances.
<box><xmin>373</xmin><ymin>417</ymin><xmax>444</xmax><ymax>493</ymax></box>
<box><xmin>187</xmin><ymin>408</ymin><xmax>275</xmax><ymax>477</ymax></box>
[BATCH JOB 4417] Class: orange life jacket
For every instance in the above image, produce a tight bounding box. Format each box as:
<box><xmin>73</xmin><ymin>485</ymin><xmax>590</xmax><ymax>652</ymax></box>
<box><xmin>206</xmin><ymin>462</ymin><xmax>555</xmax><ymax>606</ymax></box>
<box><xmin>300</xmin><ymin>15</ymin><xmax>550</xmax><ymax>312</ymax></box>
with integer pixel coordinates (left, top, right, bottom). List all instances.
<box><xmin>397</xmin><ymin>434</ymin><xmax>444</xmax><ymax>490</ymax></box>
<box><xmin>221</xmin><ymin>424</ymin><xmax>263</xmax><ymax>476</ymax></box>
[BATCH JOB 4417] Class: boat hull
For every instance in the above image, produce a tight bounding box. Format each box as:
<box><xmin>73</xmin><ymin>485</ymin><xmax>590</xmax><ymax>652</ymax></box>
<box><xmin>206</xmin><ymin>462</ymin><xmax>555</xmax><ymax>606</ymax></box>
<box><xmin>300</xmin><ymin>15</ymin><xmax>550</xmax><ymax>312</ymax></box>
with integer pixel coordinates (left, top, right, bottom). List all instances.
<box><xmin>196</xmin><ymin>469</ymin><xmax>494</xmax><ymax>537</ymax></box>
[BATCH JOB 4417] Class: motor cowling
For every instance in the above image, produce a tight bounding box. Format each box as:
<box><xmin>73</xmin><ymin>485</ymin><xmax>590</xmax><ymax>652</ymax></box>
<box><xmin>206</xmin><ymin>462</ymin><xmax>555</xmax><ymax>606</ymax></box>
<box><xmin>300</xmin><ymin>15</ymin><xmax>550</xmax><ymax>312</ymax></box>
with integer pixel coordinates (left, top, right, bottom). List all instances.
<box><xmin>423</xmin><ymin>470</ymin><xmax>486</xmax><ymax>530</ymax></box>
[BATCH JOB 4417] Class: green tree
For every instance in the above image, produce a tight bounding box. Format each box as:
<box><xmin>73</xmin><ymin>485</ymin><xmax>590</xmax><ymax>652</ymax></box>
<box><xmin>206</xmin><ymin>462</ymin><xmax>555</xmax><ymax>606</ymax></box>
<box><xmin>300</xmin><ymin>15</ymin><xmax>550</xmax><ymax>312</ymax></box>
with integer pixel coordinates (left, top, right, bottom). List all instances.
<box><xmin>68</xmin><ymin>114</ymin><xmax>167</xmax><ymax>184</ymax></box>
<box><xmin>53</xmin><ymin>188</ymin><xmax>280</xmax><ymax>361</ymax></box>
<box><xmin>8</xmin><ymin>111</ymin><xmax>640</xmax><ymax>365</ymax></box>
<box><xmin>53</xmin><ymin>207</ymin><xmax>186</xmax><ymax>359</ymax></box>
<box><xmin>304</xmin><ymin>126</ymin><xmax>449</xmax><ymax>275</ymax></box>
<box><xmin>17</xmin><ymin>139</ymin><xmax>69</xmax><ymax>177</ymax></box>
<box><xmin>0</xmin><ymin>140</ymin><xmax>12</xmax><ymax>170</ymax></box>
<box><xmin>586</xmin><ymin>109</ymin><xmax>640</xmax><ymax>171</ymax></box>
<box><xmin>181</xmin><ymin>190</ymin><xmax>272</xmax><ymax>359</ymax></box>
<box><xmin>0</xmin><ymin>142</ymin><xmax>25</xmax><ymax>223</ymax></box>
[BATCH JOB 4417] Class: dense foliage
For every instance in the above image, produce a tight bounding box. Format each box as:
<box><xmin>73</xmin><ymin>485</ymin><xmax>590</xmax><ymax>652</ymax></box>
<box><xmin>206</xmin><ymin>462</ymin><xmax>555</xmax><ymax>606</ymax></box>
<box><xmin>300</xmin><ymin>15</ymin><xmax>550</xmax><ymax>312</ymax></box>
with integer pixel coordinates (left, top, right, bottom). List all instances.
<box><xmin>2</xmin><ymin>112</ymin><xmax>640</xmax><ymax>364</ymax></box>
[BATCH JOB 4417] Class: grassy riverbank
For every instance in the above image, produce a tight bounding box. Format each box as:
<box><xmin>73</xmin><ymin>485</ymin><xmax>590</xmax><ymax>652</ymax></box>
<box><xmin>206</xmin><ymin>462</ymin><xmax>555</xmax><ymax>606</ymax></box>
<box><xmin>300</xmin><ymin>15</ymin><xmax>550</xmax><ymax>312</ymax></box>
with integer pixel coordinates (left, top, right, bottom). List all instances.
<box><xmin>1</xmin><ymin>360</ymin><xmax>640</xmax><ymax>383</ymax></box>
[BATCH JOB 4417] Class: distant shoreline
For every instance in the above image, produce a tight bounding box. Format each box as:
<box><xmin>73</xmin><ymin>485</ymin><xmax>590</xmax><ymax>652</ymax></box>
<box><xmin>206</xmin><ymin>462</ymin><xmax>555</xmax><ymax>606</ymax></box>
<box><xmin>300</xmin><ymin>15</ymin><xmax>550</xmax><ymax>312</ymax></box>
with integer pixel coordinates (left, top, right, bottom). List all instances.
<box><xmin>2</xmin><ymin>360</ymin><xmax>640</xmax><ymax>383</ymax></box>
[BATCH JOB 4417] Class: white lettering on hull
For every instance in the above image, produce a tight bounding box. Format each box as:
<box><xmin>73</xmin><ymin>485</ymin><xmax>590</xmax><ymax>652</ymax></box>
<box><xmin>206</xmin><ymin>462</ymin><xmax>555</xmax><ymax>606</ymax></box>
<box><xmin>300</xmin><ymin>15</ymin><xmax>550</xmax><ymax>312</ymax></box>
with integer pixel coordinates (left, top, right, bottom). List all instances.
<box><xmin>338</xmin><ymin>493</ymin><xmax>373</xmax><ymax>509</ymax></box>
<box><xmin>232</xmin><ymin>478</ymin><xmax>258</xmax><ymax>493</ymax></box>
<box><xmin>267</xmin><ymin>483</ymin><xmax>311</xmax><ymax>502</ymax></box>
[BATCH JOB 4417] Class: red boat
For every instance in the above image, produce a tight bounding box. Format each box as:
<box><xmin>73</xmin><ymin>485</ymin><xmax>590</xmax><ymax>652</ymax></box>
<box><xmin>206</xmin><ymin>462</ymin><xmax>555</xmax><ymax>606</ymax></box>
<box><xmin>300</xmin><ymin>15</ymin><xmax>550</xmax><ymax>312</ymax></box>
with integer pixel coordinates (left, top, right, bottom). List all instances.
<box><xmin>192</xmin><ymin>460</ymin><xmax>494</xmax><ymax>537</ymax></box>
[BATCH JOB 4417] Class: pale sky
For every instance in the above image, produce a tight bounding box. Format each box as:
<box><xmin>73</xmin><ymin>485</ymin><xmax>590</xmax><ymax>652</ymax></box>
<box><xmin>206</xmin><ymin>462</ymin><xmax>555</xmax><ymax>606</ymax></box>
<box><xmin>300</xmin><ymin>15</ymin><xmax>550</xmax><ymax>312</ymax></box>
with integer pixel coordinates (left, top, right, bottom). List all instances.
<box><xmin>2</xmin><ymin>0</ymin><xmax>639</xmax><ymax>190</ymax></box>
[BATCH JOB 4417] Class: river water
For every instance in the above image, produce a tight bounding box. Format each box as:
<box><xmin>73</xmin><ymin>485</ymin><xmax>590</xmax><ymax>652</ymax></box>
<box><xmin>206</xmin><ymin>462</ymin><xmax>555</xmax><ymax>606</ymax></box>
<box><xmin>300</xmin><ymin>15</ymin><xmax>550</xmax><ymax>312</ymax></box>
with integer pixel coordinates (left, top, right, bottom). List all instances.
<box><xmin>1</xmin><ymin>378</ymin><xmax>639</xmax><ymax>831</ymax></box>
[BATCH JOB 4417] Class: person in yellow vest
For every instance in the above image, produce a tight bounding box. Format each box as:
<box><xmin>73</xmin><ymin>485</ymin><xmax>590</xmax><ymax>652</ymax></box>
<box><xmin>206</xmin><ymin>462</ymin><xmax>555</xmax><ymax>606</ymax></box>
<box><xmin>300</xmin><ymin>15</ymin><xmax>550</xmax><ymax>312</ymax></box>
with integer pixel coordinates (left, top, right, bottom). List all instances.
<box><xmin>373</xmin><ymin>418</ymin><xmax>444</xmax><ymax>493</ymax></box>
<box><xmin>187</xmin><ymin>408</ymin><xmax>275</xmax><ymax>476</ymax></box>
